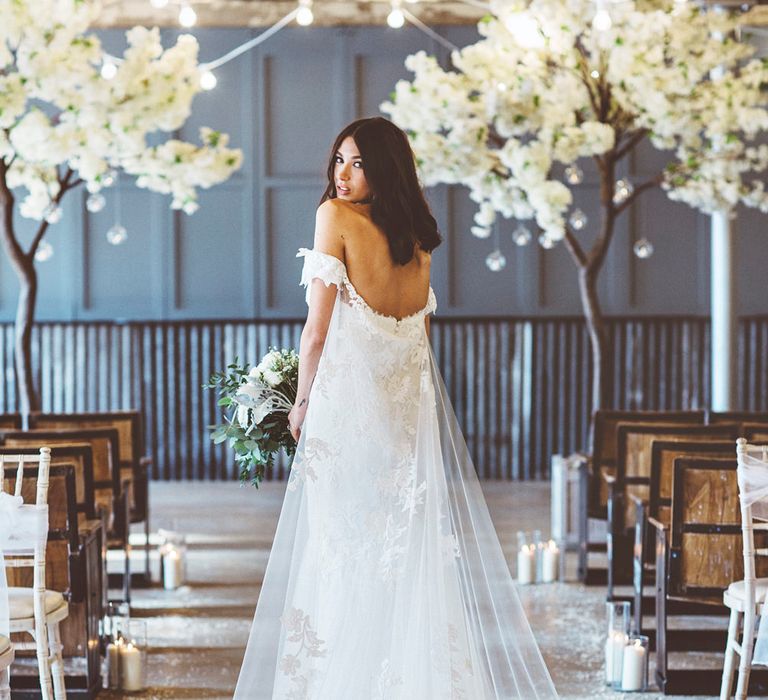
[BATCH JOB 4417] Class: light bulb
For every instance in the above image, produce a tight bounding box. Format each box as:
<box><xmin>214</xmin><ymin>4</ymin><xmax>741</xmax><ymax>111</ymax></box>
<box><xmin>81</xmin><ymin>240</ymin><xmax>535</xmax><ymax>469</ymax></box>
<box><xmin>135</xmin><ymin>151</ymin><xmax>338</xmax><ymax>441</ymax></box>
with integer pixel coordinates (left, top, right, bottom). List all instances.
<box><xmin>179</xmin><ymin>4</ymin><xmax>197</xmax><ymax>27</ymax></box>
<box><xmin>471</xmin><ymin>225</ymin><xmax>492</xmax><ymax>239</ymax></box>
<box><xmin>43</xmin><ymin>203</ymin><xmax>62</xmax><ymax>224</ymax></box>
<box><xmin>485</xmin><ymin>249</ymin><xmax>507</xmax><ymax>272</ymax></box>
<box><xmin>512</xmin><ymin>225</ymin><xmax>532</xmax><ymax>246</ymax></box>
<box><xmin>200</xmin><ymin>70</ymin><xmax>217</xmax><ymax>90</ymax></box>
<box><xmin>564</xmin><ymin>164</ymin><xmax>584</xmax><ymax>185</ymax></box>
<box><xmin>538</xmin><ymin>233</ymin><xmax>557</xmax><ymax>250</ymax></box>
<box><xmin>101</xmin><ymin>169</ymin><xmax>117</xmax><ymax>187</ymax></box>
<box><xmin>590</xmin><ymin>70</ymin><xmax>600</xmax><ymax>80</ymax></box>
<box><xmin>593</xmin><ymin>8</ymin><xmax>612</xmax><ymax>31</ymax></box>
<box><xmin>100</xmin><ymin>60</ymin><xmax>117</xmax><ymax>80</ymax></box>
<box><xmin>296</xmin><ymin>1</ymin><xmax>313</xmax><ymax>26</ymax></box>
<box><xmin>568</xmin><ymin>208</ymin><xmax>588</xmax><ymax>231</ymax></box>
<box><xmin>106</xmin><ymin>224</ymin><xmax>128</xmax><ymax>246</ymax></box>
<box><xmin>86</xmin><ymin>193</ymin><xmax>106</xmax><ymax>213</ymax></box>
<box><xmin>612</xmin><ymin>178</ymin><xmax>634</xmax><ymax>205</ymax></box>
<box><xmin>387</xmin><ymin>7</ymin><xmax>405</xmax><ymax>28</ymax></box>
<box><xmin>150</xmin><ymin>0</ymin><xmax>169</xmax><ymax>7</ymax></box>
<box><xmin>34</xmin><ymin>241</ymin><xmax>53</xmax><ymax>262</ymax></box>
<box><xmin>633</xmin><ymin>238</ymin><xmax>654</xmax><ymax>259</ymax></box>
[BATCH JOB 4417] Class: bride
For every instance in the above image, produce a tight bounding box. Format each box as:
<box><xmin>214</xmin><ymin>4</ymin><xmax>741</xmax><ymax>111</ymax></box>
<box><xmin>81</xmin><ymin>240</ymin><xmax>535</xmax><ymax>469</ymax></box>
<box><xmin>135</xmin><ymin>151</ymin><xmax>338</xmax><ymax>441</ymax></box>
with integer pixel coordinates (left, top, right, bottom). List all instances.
<box><xmin>234</xmin><ymin>116</ymin><xmax>558</xmax><ymax>699</ymax></box>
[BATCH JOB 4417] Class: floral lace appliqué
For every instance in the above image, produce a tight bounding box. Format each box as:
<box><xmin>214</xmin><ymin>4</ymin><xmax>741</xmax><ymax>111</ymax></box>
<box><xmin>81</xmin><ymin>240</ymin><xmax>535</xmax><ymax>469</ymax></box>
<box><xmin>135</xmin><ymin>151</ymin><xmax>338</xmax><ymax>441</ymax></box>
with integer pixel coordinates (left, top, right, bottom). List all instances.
<box><xmin>278</xmin><ymin>607</ymin><xmax>328</xmax><ymax>699</ymax></box>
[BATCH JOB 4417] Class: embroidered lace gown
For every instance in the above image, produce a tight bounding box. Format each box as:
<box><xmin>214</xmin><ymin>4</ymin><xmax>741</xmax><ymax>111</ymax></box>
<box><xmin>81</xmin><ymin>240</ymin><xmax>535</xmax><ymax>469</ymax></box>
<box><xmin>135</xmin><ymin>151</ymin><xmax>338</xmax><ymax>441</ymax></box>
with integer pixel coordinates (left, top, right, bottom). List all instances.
<box><xmin>234</xmin><ymin>247</ymin><xmax>558</xmax><ymax>699</ymax></box>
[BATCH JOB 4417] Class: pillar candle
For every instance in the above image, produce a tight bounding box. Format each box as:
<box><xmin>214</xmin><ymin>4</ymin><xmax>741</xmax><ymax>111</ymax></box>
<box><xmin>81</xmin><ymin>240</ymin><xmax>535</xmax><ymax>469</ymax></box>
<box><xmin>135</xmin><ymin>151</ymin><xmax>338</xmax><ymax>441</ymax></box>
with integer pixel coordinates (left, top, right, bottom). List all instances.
<box><xmin>620</xmin><ymin>639</ymin><xmax>647</xmax><ymax>691</ymax></box>
<box><xmin>517</xmin><ymin>544</ymin><xmax>535</xmax><ymax>585</ymax></box>
<box><xmin>120</xmin><ymin>641</ymin><xmax>143</xmax><ymax>691</ymax></box>
<box><xmin>163</xmin><ymin>548</ymin><xmax>183</xmax><ymax>590</ymax></box>
<box><xmin>605</xmin><ymin>630</ymin><xmax>627</xmax><ymax>684</ymax></box>
<box><xmin>107</xmin><ymin>638</ymin><xmax>123</xmax><ymax>688</ymax></box>
<box><xmin>542</xmin><ymin>540</ymin><xmax>560</xmax><ymax>583</ymax></box>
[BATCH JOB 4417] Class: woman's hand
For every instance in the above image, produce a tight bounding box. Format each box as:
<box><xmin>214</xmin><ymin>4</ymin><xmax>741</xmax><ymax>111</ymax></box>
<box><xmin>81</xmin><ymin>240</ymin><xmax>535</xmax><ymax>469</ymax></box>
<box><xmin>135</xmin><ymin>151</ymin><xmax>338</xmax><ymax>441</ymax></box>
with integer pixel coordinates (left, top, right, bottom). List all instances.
<box><xmin>288</xmin><ymin>399</ymin><xmax>307</xmax><ymax>443</ymax></box>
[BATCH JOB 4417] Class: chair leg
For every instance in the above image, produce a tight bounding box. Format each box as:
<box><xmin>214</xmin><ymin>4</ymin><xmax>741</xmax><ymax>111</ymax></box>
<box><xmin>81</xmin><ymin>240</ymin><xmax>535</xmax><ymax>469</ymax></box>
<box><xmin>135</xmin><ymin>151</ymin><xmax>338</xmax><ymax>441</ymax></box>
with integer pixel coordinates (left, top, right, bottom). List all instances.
<box><xmin>0</xmin><ymin>665</ymin><xmax>11</xmax><ymax>700</ymax></box>
<box><xmin>34</xmin><ymin>623</ymin><xmax>54</xmax><ymax>700</ymax></box>
<box><xmin>720</xmin><ymin>607</ymin><xmax>741</xmax><ymax>700</ymax></box>
<box><xmin>736</xmin><ymin>610</ymin><xmax>757</xmax><ymax>700</ymax></box>
<box><xmin>48</xmin><ymin>622</ymin><xmax>66</xmax><ymax>700</ymax></box>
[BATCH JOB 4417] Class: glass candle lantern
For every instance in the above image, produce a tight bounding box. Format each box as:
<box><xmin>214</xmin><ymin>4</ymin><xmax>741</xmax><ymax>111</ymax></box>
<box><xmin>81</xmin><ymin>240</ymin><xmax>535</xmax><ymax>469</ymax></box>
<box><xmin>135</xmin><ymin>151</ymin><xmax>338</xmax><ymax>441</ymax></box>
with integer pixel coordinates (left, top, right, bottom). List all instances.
<box><xmin>532</xmin><ymin>529</ymin><xmax>544</xmax><ymax>582</ymax></box>
<box><xmin>119</xmin><ymin>619</ymin><xmax>147</xmax><ymax>692</ymax></box>
<box><xmin>605</xmin><ymin>601</ymin><xmax>630</xmax><ymax>687</ymax></box>
<box><xmin>159</xmin><ymin>529</ymin><xmax>187</xmax><ymax>590</ymax></box>
<box><xmin>620</xmin><ymin>634</ymin><xmax>649</xmax><ymax>692</ymax></box>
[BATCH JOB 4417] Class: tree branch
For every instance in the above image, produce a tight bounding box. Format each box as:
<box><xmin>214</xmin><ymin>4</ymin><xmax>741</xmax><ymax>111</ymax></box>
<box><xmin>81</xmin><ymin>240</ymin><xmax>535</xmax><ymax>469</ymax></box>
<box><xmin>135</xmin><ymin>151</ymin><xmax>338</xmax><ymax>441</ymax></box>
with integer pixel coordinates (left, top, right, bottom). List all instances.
<box><xmin>562</xmin><ymin>225</ymin><xmax>587</xmax><ymax>268</ymax></box>
<box><xmin>614</xmin><ymin>172</ymin><xmax>664</xmax><ymax>217</ymax></box>
<box><xmin>615</xmin><ymin>128</ymin><xmax>649</xmax><ymax>162</ymax></box>
<box><xmin>26</xmin><ymin>167</ymin><xmax>79</xmax><ymax>258</ymax></box>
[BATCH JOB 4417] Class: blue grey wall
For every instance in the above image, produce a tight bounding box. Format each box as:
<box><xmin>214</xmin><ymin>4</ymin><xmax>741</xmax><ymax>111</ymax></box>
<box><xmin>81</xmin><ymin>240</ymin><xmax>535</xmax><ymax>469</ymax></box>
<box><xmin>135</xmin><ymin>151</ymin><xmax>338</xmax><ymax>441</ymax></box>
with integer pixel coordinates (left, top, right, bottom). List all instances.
<box><xmin>4</xmin><ymin>25</ymin><xmax>767</xmax><ymax>322</ymax></box>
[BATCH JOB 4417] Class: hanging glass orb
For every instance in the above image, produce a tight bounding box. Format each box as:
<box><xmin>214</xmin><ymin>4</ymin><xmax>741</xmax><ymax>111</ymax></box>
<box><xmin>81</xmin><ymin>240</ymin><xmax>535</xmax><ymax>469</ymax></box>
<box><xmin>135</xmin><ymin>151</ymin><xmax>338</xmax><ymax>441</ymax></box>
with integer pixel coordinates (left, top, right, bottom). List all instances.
<box><xmin>538</xmin><ymin>232</ymin><xmax>557</xmax><ymax>250</ymax></box>
<box><xmin>633</xmin><ymin>237</ymin><xmax>654</xmax><ymax>259</ymax></box>
<box><xmin>471</xmin><ymin>225</ymin><xmax>492</xmax><ymax>239</ymax></box>
<box><xmin>568</xmin><ymin>208</ymin><xmax>588</xmax><ymax>231</ymax></box>
<box><xmin>86</xmin><ymin>193</ymin><xmax>106</xmax><ymax>213</ymax></box>
<box><xmin>613</xmin><ymin>178</ymin><xmax>634</xmax><ymax>205</ymax></box>
<box><xmin>34</xmin><ymin>241</ymin><xmax>53</xmax><ymax>262</ymax></box>
<box><xmin>101</xmin><ymin>169</ymin><xmax>117</xmax><ymax>187</ymax></box>
<box><xmin>564</xmin><ymin>163</ymin><xmax>584</xmax><ymax>185</ymax></box>
<box><xmin>512</xmin><ymin>224</ymin><xmax>532</xmax><ymax>246</ymax></box>
<box><xmin>43</xmin><ymin>203</ymin><xmax>62</xmax><ymax>224</ymax></box>
<box><xmin>485</xmin><ymin>249</ymin><xmax>507</xmax><ymax>271</ymax></box>
<box><xmin>106</xmin><ymin>224</ymin><xmax>128</xmax><ymax>246</ymax></box>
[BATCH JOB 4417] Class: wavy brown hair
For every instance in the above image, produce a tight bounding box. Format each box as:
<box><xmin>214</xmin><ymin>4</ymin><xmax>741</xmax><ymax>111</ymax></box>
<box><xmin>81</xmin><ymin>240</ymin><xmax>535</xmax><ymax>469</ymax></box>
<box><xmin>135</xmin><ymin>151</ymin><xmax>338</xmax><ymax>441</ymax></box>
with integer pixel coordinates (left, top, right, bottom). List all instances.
<box><xmin>320</xmin><ymin>117</ymin><xmax>442</xmax><ymax>265</ymax></box>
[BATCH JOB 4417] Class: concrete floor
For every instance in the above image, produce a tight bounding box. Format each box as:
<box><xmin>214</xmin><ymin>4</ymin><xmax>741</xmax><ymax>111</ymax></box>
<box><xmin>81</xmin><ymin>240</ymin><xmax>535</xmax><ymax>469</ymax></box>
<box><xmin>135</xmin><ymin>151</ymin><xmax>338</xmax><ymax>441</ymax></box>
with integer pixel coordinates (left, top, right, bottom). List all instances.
<box><xmin>92</xmin><ymin>481</ymin><xmax>727</xmax><ymax>700</ymax></box>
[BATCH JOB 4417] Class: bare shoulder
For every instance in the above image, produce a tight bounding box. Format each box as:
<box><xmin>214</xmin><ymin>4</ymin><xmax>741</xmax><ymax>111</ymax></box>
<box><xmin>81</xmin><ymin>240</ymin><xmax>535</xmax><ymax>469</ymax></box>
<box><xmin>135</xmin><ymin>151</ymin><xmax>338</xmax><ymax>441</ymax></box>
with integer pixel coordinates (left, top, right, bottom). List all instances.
<box><xmin>316</xmin><ymin>198</ymin><xmax>367</xmax><ymax>225</ymax></box>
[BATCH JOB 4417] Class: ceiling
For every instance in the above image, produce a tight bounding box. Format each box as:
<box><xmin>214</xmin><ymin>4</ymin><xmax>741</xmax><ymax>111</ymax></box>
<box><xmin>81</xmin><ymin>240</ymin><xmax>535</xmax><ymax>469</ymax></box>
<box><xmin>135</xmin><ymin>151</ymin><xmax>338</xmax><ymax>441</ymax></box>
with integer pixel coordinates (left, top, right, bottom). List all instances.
<box><xmin>92</xmin><ymin>0</ymin><xmax>768</xmax><ymax>29</ymax></box>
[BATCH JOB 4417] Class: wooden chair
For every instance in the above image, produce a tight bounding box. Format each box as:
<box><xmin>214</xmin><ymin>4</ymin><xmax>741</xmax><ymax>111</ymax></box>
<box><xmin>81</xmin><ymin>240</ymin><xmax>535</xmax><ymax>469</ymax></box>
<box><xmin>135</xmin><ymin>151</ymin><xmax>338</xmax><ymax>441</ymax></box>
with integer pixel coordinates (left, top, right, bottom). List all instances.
<box><xmin>3</xmin><ymin>458</ymin><xmax>103</xmax><ymax>697</ymax></box>
<box><xmin>1</xmin><ymin>449</ymin><xmax>68</xmax><ymax>700</ymax></box>
<box><xmin>709</xmin><ymin>411</ymin><xmax>768</xmax><ymax>425</ymax></box>
<box><xmin>1</xmin><ymin>428</ymin><xmax>131</xmax><ymax>603</ymax></box>
<box><xmin>30</xmin><ymin>411</ymin><xmax>151</xmax><ymax>584</ymax></box>
<box><xmin>605</xmin><ymin>422</ymin><xmax>740</xmax><ymax>598</ymax></box>
<box><xmin>0</xmin><ymin>416</ymin><xmax>21</xmax><ymax>431</ymax></box>
<box><xmin>632</xmin><ymin>439</ymin><xmax>736</xmax><ymax>636</ymax></box>
<box><xmin>583</xmin><ymin>410</ymin><xmax>706</xmax><ymax>583</ymax></box>
<box><xmin>721</xmin><ymin>440</ymin><xmax>768</xmax><ymax>700</ymax></box>
<box><xmin>744</xmin><ymin>423</ymin><xmax>768</xmax><ymax>444</ymax></box>
<box><xmin>650</xmin><ymin>456</ymin><xmax>768</xmax><ymax>695</ymax></box>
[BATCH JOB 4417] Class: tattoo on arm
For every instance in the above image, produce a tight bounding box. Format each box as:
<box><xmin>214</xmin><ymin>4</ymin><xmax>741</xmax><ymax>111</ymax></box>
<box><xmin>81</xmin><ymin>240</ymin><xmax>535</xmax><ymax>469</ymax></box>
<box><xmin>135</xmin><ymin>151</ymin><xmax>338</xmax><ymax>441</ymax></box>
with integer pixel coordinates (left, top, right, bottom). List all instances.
<box><xmin>299</xmin><ymin>398</ymin><xmax>306</xmax><ymax>407</ymax></box>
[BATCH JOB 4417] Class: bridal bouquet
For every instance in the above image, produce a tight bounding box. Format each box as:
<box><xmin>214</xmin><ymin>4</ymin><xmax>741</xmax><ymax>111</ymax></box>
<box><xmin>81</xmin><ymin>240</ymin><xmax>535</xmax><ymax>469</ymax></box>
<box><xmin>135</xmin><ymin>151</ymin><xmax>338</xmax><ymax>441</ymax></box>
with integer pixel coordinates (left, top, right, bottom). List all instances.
<box><xmin>205</xmin><ymin>347</ymin><xmax>299</xmax><ymax>487</ymax></box>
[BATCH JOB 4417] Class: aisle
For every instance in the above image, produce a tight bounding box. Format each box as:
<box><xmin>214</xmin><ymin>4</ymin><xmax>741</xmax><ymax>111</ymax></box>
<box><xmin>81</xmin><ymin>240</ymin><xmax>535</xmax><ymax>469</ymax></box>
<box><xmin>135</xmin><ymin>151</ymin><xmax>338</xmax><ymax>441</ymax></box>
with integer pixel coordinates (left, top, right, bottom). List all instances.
<box><xmin>101</xmin><ymin>481</ymin><xmax>720</xmax><ymax>699</ymax></box>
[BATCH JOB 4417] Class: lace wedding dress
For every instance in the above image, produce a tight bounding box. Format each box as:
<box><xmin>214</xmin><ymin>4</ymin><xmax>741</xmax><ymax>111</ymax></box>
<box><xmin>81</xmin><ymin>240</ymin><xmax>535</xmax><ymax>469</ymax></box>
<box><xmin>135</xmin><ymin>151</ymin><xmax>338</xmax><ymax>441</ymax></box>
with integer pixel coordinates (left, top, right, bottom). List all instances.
<box><xmin>234</xmin><ymin>247</ymin><xmax>558</xmax><ymax>699</ymax></box>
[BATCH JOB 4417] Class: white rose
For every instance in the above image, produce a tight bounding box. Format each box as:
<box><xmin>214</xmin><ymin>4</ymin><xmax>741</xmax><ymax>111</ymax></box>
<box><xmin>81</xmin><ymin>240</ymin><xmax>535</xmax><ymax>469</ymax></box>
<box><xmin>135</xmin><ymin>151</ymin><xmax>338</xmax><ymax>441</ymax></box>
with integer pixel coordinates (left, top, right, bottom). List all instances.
<box><xmin>262</xmin><ymin>369</ymin><xmax>282</xmax><ymax>388</ymax></box>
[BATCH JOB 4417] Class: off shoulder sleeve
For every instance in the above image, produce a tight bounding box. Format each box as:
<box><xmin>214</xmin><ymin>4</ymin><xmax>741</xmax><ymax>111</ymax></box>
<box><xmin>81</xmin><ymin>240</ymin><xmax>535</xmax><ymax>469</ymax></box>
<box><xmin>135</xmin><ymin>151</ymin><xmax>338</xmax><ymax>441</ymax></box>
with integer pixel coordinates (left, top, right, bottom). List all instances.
<box><xmin>296</xmin><ymin>247</ymin><xmax>347</xmax><ymax>306</ymax></box>
<box><xmin>426</xmin><ymin>286</ymin><xmax>437</xmax><ymax>315</ymax></box>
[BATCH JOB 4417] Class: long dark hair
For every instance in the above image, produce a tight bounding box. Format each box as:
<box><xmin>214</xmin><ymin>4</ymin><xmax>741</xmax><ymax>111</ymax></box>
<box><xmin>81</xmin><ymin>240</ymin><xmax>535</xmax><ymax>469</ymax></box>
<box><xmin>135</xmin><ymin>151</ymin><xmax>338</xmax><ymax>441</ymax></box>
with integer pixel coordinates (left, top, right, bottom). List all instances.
<box><xmin>320</xmin><ymin>117</ymin><xmax>442</xmax><ymax>265</ymax></box>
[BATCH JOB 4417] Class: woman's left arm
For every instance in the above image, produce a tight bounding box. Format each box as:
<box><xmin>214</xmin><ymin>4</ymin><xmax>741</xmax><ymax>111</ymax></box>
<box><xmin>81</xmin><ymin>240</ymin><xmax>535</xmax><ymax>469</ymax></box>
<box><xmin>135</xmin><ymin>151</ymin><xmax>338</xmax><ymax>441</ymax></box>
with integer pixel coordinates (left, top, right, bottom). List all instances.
<box><xmin>288</xmin><ymin>204</ymin><xmax>347</xmax><ymax>442</ymax></box>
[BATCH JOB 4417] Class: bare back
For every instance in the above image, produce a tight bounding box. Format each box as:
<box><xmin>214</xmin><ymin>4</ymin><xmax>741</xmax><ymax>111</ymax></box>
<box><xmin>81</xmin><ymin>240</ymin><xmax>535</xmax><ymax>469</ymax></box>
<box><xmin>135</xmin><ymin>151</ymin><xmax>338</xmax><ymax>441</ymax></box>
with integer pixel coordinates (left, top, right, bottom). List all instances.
<box><xmin>338</xmin><ymin>203</ymin><xmax>431</xmax><ymax>321</ymax></box>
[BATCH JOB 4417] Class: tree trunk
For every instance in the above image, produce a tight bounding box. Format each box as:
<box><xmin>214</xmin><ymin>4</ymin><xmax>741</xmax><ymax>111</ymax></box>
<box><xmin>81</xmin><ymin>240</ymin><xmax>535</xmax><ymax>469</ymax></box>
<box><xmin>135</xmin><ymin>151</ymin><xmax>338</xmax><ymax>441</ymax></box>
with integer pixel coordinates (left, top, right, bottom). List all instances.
<box><xmin>0</xmin><ymin>161</ymin><xmax>39</xmax><ymax>417</ymax></box>
<box><xmin>578</xmin><ymin>264</ymin><xmax>610</xmax><ymax>418</ymax></box>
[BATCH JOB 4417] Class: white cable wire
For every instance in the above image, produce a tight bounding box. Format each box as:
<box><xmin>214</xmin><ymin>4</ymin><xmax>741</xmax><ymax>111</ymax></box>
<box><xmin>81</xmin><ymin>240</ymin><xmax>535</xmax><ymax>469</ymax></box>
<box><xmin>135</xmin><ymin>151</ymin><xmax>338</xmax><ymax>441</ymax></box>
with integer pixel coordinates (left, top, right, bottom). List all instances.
<box><xmin>402</xmin><ymin>8</ymin><xmax>461</xmax><ymax>52</ymax></box>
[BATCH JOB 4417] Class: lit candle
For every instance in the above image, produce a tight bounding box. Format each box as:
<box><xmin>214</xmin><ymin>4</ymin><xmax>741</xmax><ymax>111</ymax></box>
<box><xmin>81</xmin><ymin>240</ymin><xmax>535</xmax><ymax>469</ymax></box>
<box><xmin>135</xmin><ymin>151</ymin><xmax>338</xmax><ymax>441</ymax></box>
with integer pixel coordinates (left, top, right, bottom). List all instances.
<box><xmin>605</xmin><ymin>630</ymin><xmax>627</xmax><ymax>684</ymax></box>
<box><xmin>542</xmin><ymin>540</ymin><xmax>560</xmax><ymax>583</ymax></box>
<box><xmin>517</xmin><ymin>544</ymin><xmax>535</xmax><ymax>585</ymax></box>
<box><xmin>163</xmin><ymin>548</ymin><xmax>183</xmax><ymax>590</ymax></box>
<box><xmin>120</xmin><ymin>641</ymin><xmax>143</xmax><ymax>691</ymax></box>
<box><xmin>621</xmin><ymin>638</ymin><xmax>647</xmax><ymax>691</ymax></box>
<box><xmin>107</xmin><ymin>638</ymin><xmax>123</xmax><ymax>688</ymax></box>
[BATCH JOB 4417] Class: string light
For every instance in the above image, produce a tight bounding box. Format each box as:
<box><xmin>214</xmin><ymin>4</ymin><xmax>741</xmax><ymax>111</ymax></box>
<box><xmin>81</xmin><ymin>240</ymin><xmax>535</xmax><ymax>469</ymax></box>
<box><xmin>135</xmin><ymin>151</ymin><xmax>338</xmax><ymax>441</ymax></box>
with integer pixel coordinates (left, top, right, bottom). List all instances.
<box><xmin>200</xmin><ymin>70</ymin><xmax>217</xmax><ymax>90</ymax></box>
<box><xmin>100</xmin><ymin>59</ymin><xmax>117</xmax><ymax>80</ymax></box>
<box><xmin>296</xmin><ymin>0</ymin><xmax>314</xmax><ymax>26</ymax></box>
<box><xmin>388</xmin><ymin>1</ymin><xmax>406</xmax><ymax>29</ymax></box>
<box><xmin>593</xmin><ymin>2</ymin><xmax>612</xmax><ymax>31</ymax></box>
<box><xmin>179</xmin><ymin>3</ymin><xmax>197</xmax><ymax>28</ymax></box>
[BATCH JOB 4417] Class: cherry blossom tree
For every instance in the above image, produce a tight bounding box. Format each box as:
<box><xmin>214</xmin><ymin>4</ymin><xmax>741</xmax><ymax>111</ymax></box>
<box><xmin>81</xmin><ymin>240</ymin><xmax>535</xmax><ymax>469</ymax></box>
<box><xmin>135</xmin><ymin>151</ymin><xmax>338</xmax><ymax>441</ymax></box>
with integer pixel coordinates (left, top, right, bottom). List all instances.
<box><xmin>382</xmin><ymin>0</ymin><xmax>768</xmax><ymax>415</ymax></box>
<box><xmin>0</xmin><ymin>0</ymin><xmax>243</xmax><ymax>414</ymax></box>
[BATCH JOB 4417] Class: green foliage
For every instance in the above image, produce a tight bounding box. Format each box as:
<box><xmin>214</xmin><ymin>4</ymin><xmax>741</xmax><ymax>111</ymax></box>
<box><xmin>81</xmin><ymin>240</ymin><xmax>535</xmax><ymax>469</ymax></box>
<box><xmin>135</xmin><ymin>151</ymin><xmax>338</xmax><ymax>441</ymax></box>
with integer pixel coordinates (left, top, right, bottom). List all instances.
<box><xmin>204</xmin><ymin>351</ymin><xmax>298</xmax><ymax>489</ymax></box>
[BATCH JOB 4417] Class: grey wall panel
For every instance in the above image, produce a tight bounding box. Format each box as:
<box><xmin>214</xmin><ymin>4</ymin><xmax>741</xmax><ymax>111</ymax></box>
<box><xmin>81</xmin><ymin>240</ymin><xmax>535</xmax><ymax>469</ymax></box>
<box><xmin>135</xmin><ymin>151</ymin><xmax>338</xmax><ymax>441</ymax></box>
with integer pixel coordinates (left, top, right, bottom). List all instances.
<box><xmin>0</xmin><ymin>316</ymin><xmax>765</xmax><ymax>481</ymax></box>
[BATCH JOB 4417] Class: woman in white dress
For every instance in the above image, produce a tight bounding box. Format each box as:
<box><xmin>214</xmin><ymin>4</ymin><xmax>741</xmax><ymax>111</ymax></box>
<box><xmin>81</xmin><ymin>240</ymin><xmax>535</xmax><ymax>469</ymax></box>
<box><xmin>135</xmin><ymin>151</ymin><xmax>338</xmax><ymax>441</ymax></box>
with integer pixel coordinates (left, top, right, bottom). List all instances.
<box><xmin>234</xmin><ymin>117</ymin><xmax>558</xmax><ymax>699</ymax></box>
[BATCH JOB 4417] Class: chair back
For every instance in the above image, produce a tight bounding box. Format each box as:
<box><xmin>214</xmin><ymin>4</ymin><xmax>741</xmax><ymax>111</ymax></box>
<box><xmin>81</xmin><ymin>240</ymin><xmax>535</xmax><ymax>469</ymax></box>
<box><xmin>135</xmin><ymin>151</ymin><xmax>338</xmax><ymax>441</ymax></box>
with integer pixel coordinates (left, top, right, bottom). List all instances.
<box><xmin>668</xmin><ymin>455</ymin><xmax>762</xmax><ymax>601</ymax></box>
<box><xmin>590</xmin><ymin>410</ymin><xmax>706</xmax><ymax>513</ymax></box>
<box><xmin>615</xmin><ymin>422</ymin><xmax>740</xmax><ymax>527</ymax></box>
<box><xmin>735</xmin><ymin>439</ymin><xmax>768</xmax><ymax>619</ymax></box>
<box><xmin>744</xmin><ymin>423</ymin><xmax>768</xmax><ymax>444</ymax></box>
